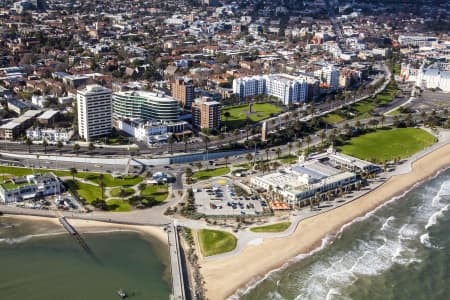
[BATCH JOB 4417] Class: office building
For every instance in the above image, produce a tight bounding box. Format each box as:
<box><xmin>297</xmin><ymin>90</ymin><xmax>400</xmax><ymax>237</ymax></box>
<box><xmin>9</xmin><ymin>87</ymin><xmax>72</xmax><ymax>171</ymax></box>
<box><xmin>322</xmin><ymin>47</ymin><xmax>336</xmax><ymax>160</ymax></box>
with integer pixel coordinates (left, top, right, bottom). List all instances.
<box><xmin>398</xmin><ymin>35</ymin><xmax>439</xmax><ymax>48</ymax></box>
<box><xmin>233</xmin><ymin>74</ymin><xmax>308</xmax><ymax>105</ymax></box>
<box><xmin>77</xmin><ymin>85</ymin><xmax>112</xmax><ymax>141</ymax></box>
<box><xmin>192</xmin><ymin>97</ymin><xmax>221</xmax><ymax>130</ymax></box>
<box><xmin>113</xmin><ymin>90</ymin><xmax>180</xmax><ymax>121</ymax></box>
<box><xmin>171</xmin><ymin>77</ymin><xmax>195</xmax><ymax>108</ymax></box>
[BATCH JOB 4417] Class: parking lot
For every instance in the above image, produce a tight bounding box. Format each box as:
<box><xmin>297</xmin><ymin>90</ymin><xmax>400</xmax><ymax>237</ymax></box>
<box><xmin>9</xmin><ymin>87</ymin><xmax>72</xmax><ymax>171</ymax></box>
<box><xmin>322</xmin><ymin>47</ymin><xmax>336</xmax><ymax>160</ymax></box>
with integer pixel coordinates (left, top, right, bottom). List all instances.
<box><xmin>193</xmin><ymin>178</ymin><xmax>267</xmax><ymax>216</ymax></box>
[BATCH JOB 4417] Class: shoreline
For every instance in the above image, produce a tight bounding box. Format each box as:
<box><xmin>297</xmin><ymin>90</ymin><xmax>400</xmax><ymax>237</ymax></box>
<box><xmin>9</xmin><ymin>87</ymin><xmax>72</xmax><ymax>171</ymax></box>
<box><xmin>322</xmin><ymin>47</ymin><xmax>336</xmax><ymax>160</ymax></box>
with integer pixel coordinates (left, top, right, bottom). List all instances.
<box><xmin>200</xmin><ymin>142</ymin><xmax>450</xmax><ymax>300</ymax></box>
<box><xmin>1</xmin><ymin>214</ymin><xmax>168</xmax><ymax>245</ymax></box>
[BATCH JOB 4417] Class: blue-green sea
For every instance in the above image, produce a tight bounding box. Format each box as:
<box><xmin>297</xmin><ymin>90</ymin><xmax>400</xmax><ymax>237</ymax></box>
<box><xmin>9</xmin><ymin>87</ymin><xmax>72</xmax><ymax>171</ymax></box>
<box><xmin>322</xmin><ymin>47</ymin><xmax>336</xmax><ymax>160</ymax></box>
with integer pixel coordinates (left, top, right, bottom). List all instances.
<box><xmin>0</xmin><ymin>217</ymin><xmax>171</xmax><ymax>300</ymax></box>
<box><xmin>238</xmin><ymin>168</ymin><xmax>450</xmax><ymax>300</ymax></box>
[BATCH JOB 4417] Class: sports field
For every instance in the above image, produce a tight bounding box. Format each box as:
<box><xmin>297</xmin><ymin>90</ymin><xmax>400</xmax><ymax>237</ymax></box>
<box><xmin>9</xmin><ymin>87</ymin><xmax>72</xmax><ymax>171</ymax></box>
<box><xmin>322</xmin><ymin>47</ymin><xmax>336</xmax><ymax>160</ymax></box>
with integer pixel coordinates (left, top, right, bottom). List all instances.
<box><xmin>340</xmin><ymin>128</ymin><xmax>435</xmax><ymax>163</ymax></box>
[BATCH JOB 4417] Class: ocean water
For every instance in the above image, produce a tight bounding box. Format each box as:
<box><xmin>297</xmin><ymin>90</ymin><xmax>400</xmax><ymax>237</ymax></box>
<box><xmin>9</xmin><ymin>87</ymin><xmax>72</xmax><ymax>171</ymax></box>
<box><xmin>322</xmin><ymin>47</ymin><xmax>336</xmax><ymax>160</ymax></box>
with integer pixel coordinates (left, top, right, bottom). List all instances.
<box><xmin>0</xmin><ymin>217</ymin><xmax>171</xmax><ymax>300</ymax></box>
<box><xmin>239</xmin><ymin>168</ymin><xmax>450</xmax><ymax>300</ymax></box>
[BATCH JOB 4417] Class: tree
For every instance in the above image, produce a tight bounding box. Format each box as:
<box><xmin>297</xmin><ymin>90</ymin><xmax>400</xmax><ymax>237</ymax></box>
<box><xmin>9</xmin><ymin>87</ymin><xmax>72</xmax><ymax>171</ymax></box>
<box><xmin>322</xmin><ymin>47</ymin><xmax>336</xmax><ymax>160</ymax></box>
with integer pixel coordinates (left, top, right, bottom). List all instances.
<box><xmin>73</xmin><ymin>143</ymin><xmax>80</xmax><ymax>155</ymax></box>
<box><xmin>224</xmin><ymin>155</ymin><xmax>229</xmax><ymax>167</ymax></box>
<box><xmin>195</xmin><ymin>161</ymin><xmax>202</xmax><ymax>171</ymax></box>
<box><xmin>275</xmin><ymin>147</ymin><xmax>282</xmax><ymax>159</ymax></box>
<box><xmin>26</xmin><ymin>138</ymin><xmax>33</xmax><ymax>153</ymax></box>
<box><xmin>202</xmin><ymin>135</ymin><xmax>210</xmax><ymax>153</ymax></box>
<box><xmin>183</xmin><ymin>135</ymin><xmax>189</xmax><ymax>153</ymax></box>
<box><xmin>380</xmin><ymin>115</ymin><xmax>386</xmax><ymax>128</ymax></box>
<box><xmin>245</xmin><ymin>125</ymin><xmax>251</xmax><ymax>140</ymax></box>
<box><xmin>223</xmin><ymin>111</ymin><xmax>231</xmax><ymax>133</ymax></box>
<box><xmin>119</xmin><ymin>187</ymin><xmax>127</xmax><ymax>201</ymax></box>
<box><xmin>98</xmin><ymin>173</ymin><xmax>105</xmax><ymax>200</ymax></box>
<box><xmin>168</xmin><ymin>135</ymin><xmax>175</xmax><ymax>154</ymax></box>
<box><xmin>246</xmin><ymin>153</ymin><xmax>253</xmax><ymax>165</ymax></box>
<box><xmin>265</xmin><ymin>148</ymin><xmax>270</xmax><ymax>161</ymax></box>
<box><xmin>88</xmin><ymin>142</ymin><xmax>95</xmax><ymax>155</ymax></box>
<box><xmin>305</xmin><ymin>136</ymin><xmax>312</xmax><ymax>152</ymax></box>
<box><xmin>42</xmin><ymin>139</ymin><xmax>48</xmax><ymax>154</ymax></box>
<box><xmin>70</xmin><ymin>167</ymin><xmax>77</xmax><ymax>180</ymax></box>
<box><xmin>315</xmin><ymin>192</ymin><xmax>321</xmax><ymax>208</ymax></box>
<box><xmin>57</xmin><ymin>141</ymin><xmax>63</xmax><ymax>154</ymax></box>
<box><xmin>288</xmin><ymin>143</ymin><xmax>293</xmax><ymax>156</ymax></box>
<box><xmin>138</xmin><ymin>183</ymin><xmax>146</xmax><ymax>193</ymax></box>
<box><xmin>319</xmin><ymin>130</ymin><xmax>326</xmax><ymax>147</ymax></box>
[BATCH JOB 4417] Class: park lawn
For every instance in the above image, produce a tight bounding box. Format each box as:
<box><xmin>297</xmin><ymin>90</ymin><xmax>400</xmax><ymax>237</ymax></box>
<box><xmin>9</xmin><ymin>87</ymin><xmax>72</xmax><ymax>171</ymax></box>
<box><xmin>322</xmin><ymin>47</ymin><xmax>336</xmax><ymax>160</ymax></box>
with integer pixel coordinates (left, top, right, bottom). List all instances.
<box><xmin>222</xmin><ymin>103</ymin><xmax>282</xmax><ymax>128</ymax></box>
<box><xmin>393</xmin><ymin>63</ymin><xmax>401</xmax><ymax>76</ymax></box>
<box><xmin>65</xmin><ymin>180</ymin><xmax>102</xmax><ymax>203</ymax></box>
<box><xmin>193</xmin><ymin>167</ymin><xmax>230</xmax><ymax>180</ymax></box>
<box><xmin>233</xmin><ymin>162</ymin><xmax>250</xmax><ymax>169</ymax></box>
<box><xmin>105</xmin><ymin>199</ymin><xmax>131</xmax><ymax>212</ymax></box>
<box><xmin>250</xmin><ymin>222</ymin><xmax>292</xmax><ymax>233</ymax></box>
<box><xmin>280</xmin><ymin>154</ymin><xmax>298</xmax><ymax>164</ymax></box>
<box><xmin>110</xmin><ymin>187</ymin><xmax>135</xmax><ymax>198</ymax></box>
<box><xmin>197</xmin><ymin>229</ymin><xmax>237</xmax><ymax>257</ymax></box>
<box><xmin>323</xmin><ymin>112</ymin><xmax>346</xmax><ymax>124</ymax></box>
<box><xmin>340</xmin><ymin>128</ymin><xmax>435</xmax><ymax>163</ymax></box>
<box><xmin>75</xmin><ymin>172</ymin><xmax>143</xmax><ymax>187</ymax></box>
<box><xmin>141</xmin><ymin>184</ymin><xmax>169</xmax><ymax>202</ymax></box>
<box><xmin>386</xmin><ymin>108</ymin><xmax>402</xmax><ymax>116</ymax></box>
<box><xmin>0</xmin><ymin>166</ymin><xmax>71</xmax><ymax>178</ymax></box>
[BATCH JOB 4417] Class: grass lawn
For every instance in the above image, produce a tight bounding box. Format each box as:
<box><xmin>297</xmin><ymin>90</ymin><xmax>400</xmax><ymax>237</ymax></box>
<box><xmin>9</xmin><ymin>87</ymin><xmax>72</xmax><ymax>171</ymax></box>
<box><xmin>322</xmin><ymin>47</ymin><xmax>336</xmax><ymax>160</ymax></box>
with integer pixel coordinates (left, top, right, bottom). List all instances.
<box><xmin>280</xmin><ymin>154</ymin><xmax>298</xmax><ymax>164</ymax></box>
<box><xmin>110</xmin><ymin>187</ymin><xmax>135</xmax><ymax>198</ymax></box>
<box><xmin>105</xmin><ymin>199</ymin><xmax>131</xmax><ymax>212</ymax></box>
<box><xmin>141</xmin><ymin>184</ymin><xmax>169</xmax><ymax>202</ymax></box>
<box><xmin>0</xmin><ymin>166</ymin><xmax>70</xmax><ymax>177</ymax></box>
<box><xmin>197</xmin><ymin>229</ymin><xmax>237</xmax><ymax>257</ymax></box>
<box><xmin>75</xmin><ymin>172</ymin><xmax>143</xmax><ymax>187</ymax></box>
<box><xmin>250</xmin><ymin>222</ymin><xmax>292</xmax><ymax>233</ymax></box>
<box><xmin>193</xmin><ymin>167</ymin><xmax>230</xmax><ymax>180</ymax></box>
<box><xmin>233</xmin><ymin>162</ymin><xmax>251</xmax><ymax>169</ymax></box>
<box><xmin>222</xmin><ymin>103</ymin><xmax>282</xmax><ymax>129</ymax></box>
<box><xmin>323</xmin><ymin>112</ymin><xmax>346</xmax><ymax>124</ymax></box>
<box><xmin>340</xmin><ymin>128</ymin><xmax>435</xmax><ymax>163</ymax></box>
<box><xmin>386</xmin><ymin>108</ymin><xmax>402</xmax><ymax>116</ymax></box>
<box><xmin>65</xmin><ymin>180</ymin><xmax>102</xmax><ymax>203</ymax></box>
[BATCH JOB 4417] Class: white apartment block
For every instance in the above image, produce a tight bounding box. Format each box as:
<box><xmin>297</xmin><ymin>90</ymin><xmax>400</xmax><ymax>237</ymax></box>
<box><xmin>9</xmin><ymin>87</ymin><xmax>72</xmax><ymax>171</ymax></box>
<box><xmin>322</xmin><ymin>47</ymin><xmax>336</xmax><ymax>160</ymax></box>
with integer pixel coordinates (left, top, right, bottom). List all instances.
<box><xmin>233</xmin><ymin>74</ymin><xmax>308</xmax><ymax>105</ymax></box>
<box><xmin>398</xmin><ymin>35</ymin><xmax>439</xmax><ymax>48</ymax></box>
<box><xmin>26</xmin><ymin>127</ymin><xmax>74</xmax><ymax>143</ymax></box>
<box><xmin>314</xmin><ymin>65</ymin><xmax>340</xmax><ymax>91</ymax></box>
<box><xmin>77</xmin><ymin>85</ymin><xmax>112</xmax><ymax>141</ymax></box>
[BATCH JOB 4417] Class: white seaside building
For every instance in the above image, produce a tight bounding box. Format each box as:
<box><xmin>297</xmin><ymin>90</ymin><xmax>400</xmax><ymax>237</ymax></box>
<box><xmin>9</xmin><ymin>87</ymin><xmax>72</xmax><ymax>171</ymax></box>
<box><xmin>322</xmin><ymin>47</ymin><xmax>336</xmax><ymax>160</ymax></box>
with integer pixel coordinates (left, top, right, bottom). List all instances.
<box><xmin>233</xmin><ymin>74</ymin><xmax>308</xmax><ymax>105</ymax></box>
<box><xmin>250</xmin><ymin>147</ymin><xmax>377</xmax><ymax>207</ymax></box>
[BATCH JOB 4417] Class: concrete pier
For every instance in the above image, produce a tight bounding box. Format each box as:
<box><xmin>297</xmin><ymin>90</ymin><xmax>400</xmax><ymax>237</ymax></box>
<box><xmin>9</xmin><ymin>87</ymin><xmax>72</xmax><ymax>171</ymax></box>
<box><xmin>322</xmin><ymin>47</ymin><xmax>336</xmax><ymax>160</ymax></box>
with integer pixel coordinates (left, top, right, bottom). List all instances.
<box><xmin>167</xmin><ymin>223</ymin><xmax>186</xmax><ymax>300</ymax></box>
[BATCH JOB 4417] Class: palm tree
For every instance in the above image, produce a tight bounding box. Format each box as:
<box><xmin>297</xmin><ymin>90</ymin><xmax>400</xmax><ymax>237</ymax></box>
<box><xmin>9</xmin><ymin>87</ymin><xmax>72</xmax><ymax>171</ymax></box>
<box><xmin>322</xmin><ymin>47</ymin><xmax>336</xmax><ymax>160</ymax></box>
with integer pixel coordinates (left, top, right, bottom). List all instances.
<box><xmin>202</xmin><ymin>135</ymin><xmax>210</xmax><ymax>153</ymax></box>
<box><xmin>223</xmin><ymin>111</ymin><xmax>231</xmax><ymax>133</ymax></box>
<box><xmin>319</xmin><ymin>130</ymin><xmax>326</xmax><ymax>147</ymax></box>
<box><xmin>224</xmin><ymin>155</ymin><xmax>229</xmax><ymax>167</ymax></box>
<box><xmin>305</xmin><ymin>136</ymin><xmax>312</xmax><ymax>152</ymax></box>
<box><xmin>56</xmin><ymin>141</ymin><xmax>63</xmax><ymax>154</ymax></box>
<box><xmin>88</xmin><ymin>142</ymin><xmax>95</xmax><ymax>155</ymax></box>
<box><xmin>98</xmin><ymin>173</ymin><xmax>105</xmax><ymax>199</ymax></box>
<box><xmin>70</xmin><ymin>167</ymin><xmax>77</xmax><ymax>180</ymax></box>
<box><xmin>138</xmin><ymin>182</ymin><xmax>146</xmax><ymax>194</ymax></box>
<box><xmin>245</xmin><ymin>125</ymin><xmax>251</xmax><ymax>140</ymax></box>
<box><xmin>183</xmin><ymin>135</ymin><xmax>189</xmax><ymax>153</ymax></box>
<box><xmin>119</xmin><ymin>187</ymin><xmax>127</xmax><ymax>201</ymax></box>
<box><xmin>380</xmin><ymin>115</ymin><xmax>386</xmax><ymax>128</ymax></box>
<box><xmin>288</xmin><ymin>143</ymin><xmax>293</xmax><ymax>156</ymax></box>
<box><xmin>246</xmin><ymin>153</ymin><xmax>253</xmax><ymax>165</ymax></box>
<box><xmin>26</xmin><ymin>138</ymin><xmax>33</xmax><ymax>153</ymax></box>
<box><xmin>275</xmin><ymin>147</ymin><xmax>282</xmax><ymax>159</ymax></box>
<box><xmin>296</xmin><ymin>140</ymin><xmax>302</xmax><ymax>151</ymax></box>
<box><xmin>73</xmin><ymin>143</ymin><xmax>80</xmax><ymax>155</ymax></box>
<box><xmin>168</xmin><ymin>135</ymin><xmax>175</xmax><ymax>154</ymax></box>
<box><xmin>265</xmin><ymin>148</ymin><xmax>270</xmax><ymax>161</ymax></box>
<box><xmin>195</xmin><ymin>161</ymin><xmax>202</xmax><ymax>171</ymax></box>
<box><xmin>42</xmin><ymin>139</ymin><xmax>48</xmax><ymax>154</ymax></box>
<box><xmin>315</xmin><ymin>192</ymin><xmax>321</xmax><ymax>208</ymax></box>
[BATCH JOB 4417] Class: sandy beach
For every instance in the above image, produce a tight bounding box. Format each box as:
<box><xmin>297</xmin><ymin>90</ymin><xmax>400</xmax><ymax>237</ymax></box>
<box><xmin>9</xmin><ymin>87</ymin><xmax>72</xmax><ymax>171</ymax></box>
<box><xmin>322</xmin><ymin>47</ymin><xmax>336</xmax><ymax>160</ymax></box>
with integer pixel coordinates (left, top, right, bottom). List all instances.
<box><xmin>200</xmin><ymin>142</ymin><xmax>450</xmax><ymax>300</ymax></box>
<box><xmin>2</xmin><ymin>214</ymin><xmax>168</xmax><ymax>245</ymax></box>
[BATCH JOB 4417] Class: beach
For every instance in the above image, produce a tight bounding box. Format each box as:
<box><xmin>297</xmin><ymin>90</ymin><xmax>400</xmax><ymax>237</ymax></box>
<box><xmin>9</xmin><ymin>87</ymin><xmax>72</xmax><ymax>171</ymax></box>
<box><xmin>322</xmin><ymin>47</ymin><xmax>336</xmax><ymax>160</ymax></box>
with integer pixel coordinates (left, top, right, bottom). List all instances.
<box><xmin>200</xmin><ymin>142</ymin><xmax>450</xmax><ymax>300</ymax></box>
